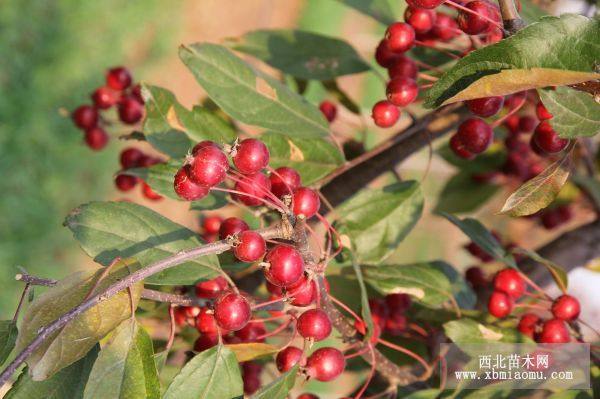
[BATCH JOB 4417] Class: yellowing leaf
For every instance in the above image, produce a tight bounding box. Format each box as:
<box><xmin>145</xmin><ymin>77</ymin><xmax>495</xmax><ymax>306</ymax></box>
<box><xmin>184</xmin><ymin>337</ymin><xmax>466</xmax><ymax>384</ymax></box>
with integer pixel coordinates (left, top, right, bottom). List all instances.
<box><xmin>226</xmin><ymin>342</ymin><xmax>278</xmax><ymax>362</ymax></box>
<box><xmin>16</xmin><ymin>259</ymin><xmax>143</xmax><ymax>381</ymax></box>
<box><xmin>478</xmin><ymin>324</ymin><xmax>503</xmax><ymax>341</ymax></box>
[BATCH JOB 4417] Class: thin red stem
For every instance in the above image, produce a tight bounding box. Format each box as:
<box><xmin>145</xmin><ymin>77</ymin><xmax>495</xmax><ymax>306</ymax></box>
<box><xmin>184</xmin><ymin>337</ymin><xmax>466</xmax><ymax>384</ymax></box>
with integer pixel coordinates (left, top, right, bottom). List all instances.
<box><xmin>255</xmin><ymin>318</ymin><xmax>293</xmax><ymax>341</ymax></box>
<box><xmin>377</xmin><ymin>338</ymin><xmax>431</xmax><ymax>372</ymax></box>
<box><xmin>251</xmin><ymin>296</ymin><xmax>286</xmax><ymax>310</ymax></box>
<box><xmin>354</xmin><ymin>344</ymin><xmax>376</xmax><ymax>399</ymax></box>
<box><xmin>491</xmin><ymin>96</ymin><xmax>526</xmax><ymax>128</ymax></box>
<box><xmin>415</xmin><ymin>40</ymin><xmax>461</xmax><ymax>60</ymax></box>
<box><xmin>329</xmin><ymin>294</ymin><xmax>363</xmax><ymax>324</ymax></box>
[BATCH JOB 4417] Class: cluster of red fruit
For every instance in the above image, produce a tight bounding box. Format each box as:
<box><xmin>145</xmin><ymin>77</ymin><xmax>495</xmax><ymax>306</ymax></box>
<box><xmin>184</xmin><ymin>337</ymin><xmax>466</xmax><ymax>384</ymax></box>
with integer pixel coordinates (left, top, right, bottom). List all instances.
<box><xmin>357</xmin><ymin>293</ymin><xmax>412</xmax><ymax>341</ymax></box>
<box><xmin>114</xmin><ymin>146</ymin><xmax>164</xmax><ymax>201</ymax></box>
<box><xmin>71</xmin><ymin>67</ymin><xmax>144</xmax><ymax>150</ymax></box>
<box><xmin>486</xmin><ymin>268</ymin><xmax>581</xmax><ymax>344</ymax></box>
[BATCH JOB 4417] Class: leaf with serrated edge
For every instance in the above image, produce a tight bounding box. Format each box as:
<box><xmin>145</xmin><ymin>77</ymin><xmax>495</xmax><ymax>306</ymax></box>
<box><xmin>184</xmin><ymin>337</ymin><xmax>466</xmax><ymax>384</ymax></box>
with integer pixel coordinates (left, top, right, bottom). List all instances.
<box><xmin>251</xmin><ymin>365</ymin><xmax>298</xmax><ymax>399</ymax></box>
<box><xmin>163</xmin><ymin>345</ymin><xmax>243</xmax><ymax>399</ymax></box>
<box><xmin>513</xmin><ymin>248</ymin><xmax>568</xmax><ymax>293</ymax></box>
<box><xmin>15</xmin><ymin>259</ymin><xmax>142</xmax><ymax>381</ymax></box>
<box><xmin>65</xmin><ymin>201</ymin><xmax>221</xmax><ymax>285</ymax></box>
<box><xmin>539</xmin><ymin>86</ymin><xmax>600</xmax><ymax>139</ymax></box>
<box><xmin>83</xmin><ymin>319</ymin><xmax>160</xmax><ymax>399</ymax></box>
<box><xmin>226</xmin><ymin>343</ymin><xmax>279</xmax><ymax>362</ymax></box>
<box><xmin>0</xmin><ymin>320</ymin><xmax>17</xmax><ymax>366</ymax></box>
<box><xmin>500</xmin><ymin>151</ymin><xmax>571</xmax><ymax>217</ymax></box>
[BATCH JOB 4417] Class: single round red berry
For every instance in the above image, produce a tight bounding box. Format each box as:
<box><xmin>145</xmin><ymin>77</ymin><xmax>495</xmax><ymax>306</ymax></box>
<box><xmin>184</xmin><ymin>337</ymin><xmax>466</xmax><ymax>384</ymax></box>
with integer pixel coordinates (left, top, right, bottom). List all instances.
<box><xmin>195</xmin><ymin>276</ymin><xmax>228</xmax><ymax>299</ymax></box>
<box><xmin>457</xmin><ymin>1</ymin><xmax>492</xmax><ymax>35</ymax></box>
<box><xmin>174</xmin><ymin>166</ymin><xmax>210</xmax><ymax>201</ymax></box>
<box><xmin>276</xmin><ymin>346</ymin><xmax>304</xmax><ymax>372</ymax></box>
<box><xmin>449</xmin><ymin>134</ymin><xmax>475</xmax><ymax>159</ymax></box>
<box><xmin>536</xmin><ymin>101</ymin><xmax>553</xmax><ymax>120</ymax></box>
<box><xmin>233</xmin><ymin>173</ymin><xmax>271</xmax><ymax>206</ymax></box>
<box><xmin>504</xmin><ymin>92</ymin><xmax>527</xmax><ymax>110</ymax></box>
<box><xmin>242</xmin><ymin>362</ymin><xmax>262</xmax><ymax>394</ymax></box>
<box><xmin>518</xmin><ymin>313</ymin><xmax>540</xmax><ymax>338</ymax></box>
<box><xmin>388</xmin><ymin>55</ymin><xmax>418</xmax><ymax>80</ymax></box>
<box><xmin>202</xmin><ymin>216</ymin><xmax>222</xmax><ymax>235</ymax></box>
<box><xmin>385</xmin><ymin>22</ymin><xmax>416</xmax><ymax>53</ymax></box>
<box><xmin>465</xmin><ymin>266</ymin><xmax>487</xmax><ymax>289</ymax></box>
<box><xmin>431</xmin><ymin>12</ymin><xmax>460</xmax><ymax>41</ymax></box>
<box><xmin>72</xmin><ymin>105</ymin><xmax>98</xmax><ymax>130</ymax></box>
<box><xmin>264</xmin><ymin>244</ymin><xmax>305</xmax><ymax>287</ymax></box>
<box><xmin>493</xmin><ymin>269</ymin><xmax>526</xmax><ymax>299</ymax></box>
<box><xmin>142</xmin><ymin>182</ymin><xmax>162</xmax><ymax>201</ymax></box>
<box><xmin>233</xmin><ymin>138</ymin><xmax>270</xmax><ymax>175</ymax></box>
<box><xmin>287</xmin><ymin>276</ymin><xmax>317</xmax><ymax>307</ymax></box>
<box><xmin>234</xmin><ymin>231</ymin><xmax>266</xmax><ymax>262</ymax></box>
<box><xmin>106</xmin><ymin>66</ymin><xmax>132</xmax><ymax>90</ymax></box>
<box><xmin>375</xmin><ymin>39</ymin><xmax>399</xmax><ymax>68</ymax></box>
<box><xmin>235</xmin><ymin>321</ymin><xmax>266</xmax><ymax>343</ymax></box>
<box><xmin>84</xmin><ymin>127</ymin><xmax>109</xmax><ymax>150</ymax></box>
<box><xmin>115</xmin><ymin>174</ymin><xmax>138</xmax><ymax>192</ymax></box>
<box><xmin>456</xmin><ymin>118</ymin><xmax>493</xmax><ymax>154</ymax></box>
<box><xmin>297</xmin><ymin>394</ymin><xmax>320</xmax><ymax>399</ymax></box>
<box><xmin>533</xmin><ymin>121</ymin><xmax>568</xmax><ymax>154</ymax></box>
<box><xmin>371</xmin><ymin>100</ymin><xmax>400</xmax><ymax>128</ymax></box>
<box><xmin>404</xmin><ymin>6</ymin><xmax>437</xmax><ymax>34</ymax></box>
<box><xmin>214</xmin><ymin>292</ymin><xmax>251</xmax><ymax>331</ymax></box>
<box><xmin>193</xmin><ymin>333</ymin><xmax>219</xmax><ymax>352</ymax></box>
<box><xmin>219</xmin><ymin>217</ymin><xmax>249</xmax><ymax>239</ymax></box>
<box><xmin>118</xmin><ymin>96</ymin><xmax>144</xmax><ymax>124</ymax></box>
<box><xmin>518</xmin><ymin>115</ymin><xmax>537</xmax><ymax>133</ymax></box>
<box><xmin>406</xmin><ymin>0</ymin><xmax>445</xmax><ymax>9</ymax></box>
<box><xmin>192</xmin><ymin>140</ymin><xmax>219</xmax><ymax>155</ymax></box>
<box><xmin>292</xmin><ymin>187</ymin><xmax>320</xmax><ymax>218</ymax></box>
<box><xmin>487</xmin><ymin>291</ymin><xmax>513</xmax><ymax>318</ymax></box>
<box><xmin>306</xmin><ymin>347</ymin><xmax>345</xmax><ymax>382</ymax></box>
<box><xmin>466</xmin><ymin>96</ymin><xmax>504</xmax><ymax>117</ymax></box>
<box><xmin>386</xmin><ymin>77</ymin><xmax>419</xmax><ymax>107</ymax></box>
<box><xmin>319</xmin><ymin>101</ymin><xmax>337</xmax><ymax>123</ymax></box>
<box><xmin>297</xmin><ymin>309</ymin><xmax>332</xmax><ymax>341</ymax></box>
<box><xmin>270</xmin><ymin>167</ymin><xmax>302</xmax><ymax>198</ymax></box>
<box><xmin>551</xmin><ymin>295</ymin><xmax>580</xmax><ymax>321</ymax></box>
<box><xmin>191</xmin><ymin>145</ymin><xmax>229</xmax><ymax>186</ymax></box>
<box><xmin>538</xmin><ymin>319</ymin><xmax>570</xmax><ymax>343</ymax></box>
<box><xmin>91</xmin><ymin>86</ymin><xmax>119</xmax><ymax>109</ymax></box>
<box><xmin>196</xmin><ymin>307</ymin><xmax>218</xmax><ymax>334</ymax></box>
<box><xmin>120</xmin><ymin>147</ymin><xmax>144</xmax><ymax>169</ymax></box>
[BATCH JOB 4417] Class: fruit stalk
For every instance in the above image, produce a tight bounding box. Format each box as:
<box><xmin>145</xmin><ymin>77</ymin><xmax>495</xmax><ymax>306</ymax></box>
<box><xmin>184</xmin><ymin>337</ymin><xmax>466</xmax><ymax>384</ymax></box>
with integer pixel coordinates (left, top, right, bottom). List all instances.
<box><xmin>497</xmin><ymin>0</ymin><xmax>525</xmax><ymax>35</ymax></box>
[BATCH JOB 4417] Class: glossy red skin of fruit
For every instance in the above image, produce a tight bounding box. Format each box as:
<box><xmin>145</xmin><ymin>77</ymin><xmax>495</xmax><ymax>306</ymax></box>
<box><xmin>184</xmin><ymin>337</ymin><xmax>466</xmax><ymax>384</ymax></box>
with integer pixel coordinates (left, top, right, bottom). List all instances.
<box><xmin>191</xmin><ymin>145</ymin><xmax>229</xmax><ymax>186</ymax></box>
<box><xmin>234</xmin><ymin>231</ymin><xmax>266</xmax><ymax>262</ymax></box>
<box><xmin>233</xmin><ymin>173</ymin><xmax>271</xmax><ymax>206</ymax></box>
<box><xmin>533</xmin><ymin>121</ymin><xmax>568</xmax><ymax>153</ymax></box>
<box><xmin>385</xmin><ymin>22</ymin><xmax>416</xmax><ymax>53</ymax></box>
<box><xmin>404</xmin><ymin>6</ymin><xmax>437</xmax><ymax>34</ymax></box>
<box><xmin>219</xmin><ymin>217</ymin><xmax>250</xmax><ymax>239</ymax></box>
<box><xmin>276</xmin><ymin>346</ymin><xmax>304</xmax><ymax>372</ymax></box>
<box><xmin>432</xmin><ymin>12</ymin><xmax>460</xmax><ymax>41</ymax></box>
<box><xmin>106</xmin><ymin>66</ymin><xmax>132</xmax><ymax>90</ymax></box>
<box><xmin>386</xmin><ymin>77</ymin><xmax>418</xmax><ymax>107</ymax></box>
<box><xmin>319</xmin><ymin>101</ymin><xmax>337</xmax><ymax>122</ymax></box>
<box><xmin>120</xmin><ymin>147</ymin><xmax>144</xmax><ymax>169</ymax></box>
<box><xmin>551</xmin><ymin>295</ymin><xmax>580</xmax><ymax>321</ymax></box>
<box><xmin>385</xmin><ymin>313</ymin><xmax>407</xmax><ymax>335</ymax></box>
<box><xmin>118</xmin><ymin>96</ymin><xmax>143</xmax><ymax>124</ymax></box>
<box><xmin>504</xmin><ymin>91</ymin><xmax>527</xmax><ymax>110</ymax></box>
<box><xmin>142</xmin><ymin>182</ymin><xmax>162</xmax><ymax>201</ymax></box>
<box><xmin>372</xmin><ymin>100</ymin><xmax>400</xmax><ymax>128</ymax></box>
<box><xmin>234</xmin><ymin>321</ymin><xmax>266</xmax><ymax>343</ymax></box>
<box><xmin>196</xmin><ymin>307</ymin><xmax>218</xmax><ymax>334</ymax></box>
<box><xmin>388</xmin><ymin>55</ymin><xmax>418</xmax><ymax>80</ymax></box>
<box><xmin>536</xmin><ymin>101</ymin><xmax>553</xmax><ymax>120</ymax></box>
<box><xmin>72</xmin><ymin>105</ymin><xmax>98</xmax><ymax>130</ymax></box>
<box><xmin>503</xmin><ymin>114</ymin><xmax>521</xmax><ymax>135</ymax></box>
<box><xmin>242</xmin><ymin>371</ymin><xmax>261</xmax><ymax>395</ymax></box>
<box><xmin>192</xmin><ymin>140</ymin><xmax>219</xmax><ymax>155</ymax></box>
<box><xmin>457</xmin><ymin>1</ymin><xmax>492</xmax><ymax>35</ymax></box>
<box><xmin>214</xmin><ymin>292</ymin><xmax>251</xmax><ymax>331</ymax></box>
<box><xmin>297</xmin><ymin>394</ymin><xmax>320</xmax><ymax>399</ymax></box>
<box><xmin>487</xmin><ymin>291</ymin><xmax>513</xmax><ymax>318</ymax></box>
<box><xmin>375</xmin><ymin>39</ymin><xmax>399</xmax><ymax>68</ymax></box>
<box><xmin>465</xmin><ymin>266</ymin><xmax>487</xmax><ymax>289</ymax></box>
<box><xmin>456</xmin><ymin>118</ymin><xmax>493</xmax><ymax>154</ymax></box>
<box><xmin>306</xmin><ymin>347</ymin><xmax>345</xmax><ymax>382</ymax></box>
<box><xmin>385</xmin><ymin>293</ymin><xmax>411</xmax><ymax>314</ymax></box>
<box><xmin>195</xmin><ymin>276</ymin><xmax>228</xmax><ymax>299</ymax></box>
<box><xmin>265</xmin><ymin>245</ymin><xmax>305</xmax><ymax>287</ymax></box>
<box><xmin>174</xmin><ymin>166</ymin><xmax>209</xmax><ymax>201</ymax></box>
<box><xmin>193</xmin><ymin>333</ymin><xmax>219</xmax><ymax>352</ymax></box>
<box><xmin>131</xmin><ymin>84</ymin><xmax>144</xmax><ymax>104</ymax></box>
<box><xmin>539</xmin><ymin>319</ymin><xmax>570</xmax><ymax>343</ymax></box>
<box><xmin>84</xmin><ymin>127</ymin><xmax>109</xmax><ymax>150</ymax></box>
<box><xmin>518</xmin><ymin>115</ymin><xmax>537</xmax><ymax>133</ymax></box>
<box><xmin>270</xmin><ymin>167</ymin><xmax>302</xmax><ymax>198</ymax></box>
<box><xmin>114</xmin><ymin>174</ymin><xmax>138</xmax><ymax>192</ymax></box>
<box><xmin>465</xmin><ymin>240</ymin><xmax>494</xmax><ymax>263</ymax></box>
<box><xmin>493</xmin><ymin>268</ymin><xmax>526</xmax><ymax>299</ymax></box>
<box><xmin>202</xmin><ymin>216</ymin><xmax>222</xmax><ymax>235</ymax></box>
<box><xmin>233</xmin><ymin>138</ymin><xmax>270</xmax><ymax>174</ymax></box>
<box><xmin>518</xmin><ymin>313</ymin><xmax>540</xmax><ymax>338</ymax></box>
<box><xmin>406</xmin><ymin>0</ymin><xmax>445</xmax><ymax>9</ymax></box>
<box><xmin>449</xmin><ymin>134</ymin><xmax>475</xmax><ymax>159</ymax></box>
<box><xmin>297</xmin><ymin>309</ymin><xmax>332</xmax><ymax>341</ymax></box>
<box><xmin>466</xmin><ymin>96</ymin><xmax>504</xmax><ymax>117</ymax></box>
<box><xmin>92</xmin><ymin>86</ymin><xmax>119</xmax><ymax>109</ymax></box>
<box><xmin>287</xmin><ymin>276</ymin><xmax>317</xmax><ymax>307</ymax></box>
<box><xmin>293</xmin><ymin>187</ymin><xmax>321</xmax><ymax>218</ymax></box>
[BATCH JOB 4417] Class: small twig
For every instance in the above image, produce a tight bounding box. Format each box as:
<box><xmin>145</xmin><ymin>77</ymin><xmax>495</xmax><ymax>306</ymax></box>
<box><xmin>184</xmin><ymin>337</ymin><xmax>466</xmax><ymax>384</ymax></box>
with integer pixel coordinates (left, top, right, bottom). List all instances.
<box><xmin>141</xmin><ymin>289</ymin><xmax>195</xmax><ymax>306</ymax></box>
<box><xmin>15</xmin><ymin>273</ymin><xmax>56</xmax><ymax>287</ymax></box>
<box><xmin>12</xmin><ymin>285</ymin><xmax>31</xmax><ymax>323</ymax></box>
<box><xmin>166</xmin><ymin>305</ymin><xmax>176</xmax><ymax>352</ymax></box>
<box><xmin>497</xmin><ymin>0</ymin><xmax>526</xmax><ymax>35</ymax></box>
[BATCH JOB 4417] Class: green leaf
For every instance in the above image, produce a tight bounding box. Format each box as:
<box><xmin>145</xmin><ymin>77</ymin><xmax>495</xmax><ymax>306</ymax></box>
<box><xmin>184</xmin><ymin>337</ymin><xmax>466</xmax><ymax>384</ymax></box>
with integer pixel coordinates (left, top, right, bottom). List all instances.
<box><xmin>65</xmin><ymin>201</ymin><xmax>221</xmax><ymax>285</ymax></box>
<box><xmin>262</xmin><ymin>132</ymin><xmax>344</xmax><ymax>185</ymax></box>
<box><xmin>444</xmin><ymin>318</ymin><xmax>531</xmax><ymax>343</ymax></box>
<box><xmin>189</xmin><ymin>190</ymin><xmax>229</xmax><ymax>211</ymax></box>
<box><xmin>430</xmin><ymin>261</ymin><xmax>477</xmax><ymax>310</ymax></box>
<box><xmin>0</xmin><ymin>320</ymin><xmax>18</xmax><ymax>366</ymax></box>
<box><xmin>351</xmin><ymin>256</ymin><xmax>374</xmax><ymax>341</ymax></box>
<box><xmin>425</xmin><ymin>14</ymin><xmax>600</xmax><ymax>108</ymax></box>
<box><xmin>226</xmin><ymin>343</ymin><xmax>279</xmax><ymax>363</ymax></box>
<box><xmin>83</xmin><ymin>319</ymin><xmax>160</xmax><ymax>399</ymax></box>
<box><xmin>15</xmin><ymin>260</ymin><xmax>143</xmax><ymax>381</ymax></box>
<box><xmin>434</xmin><ymin>172</ymin><xmax>500</xmax><ymax>214</ymax></box>
<box><xmin>519</xmin><ymin>0</ymin><xmax>547</xmax><ymax>24</ymax></box>
<box><xmin>163</xmin><ymin>345</ymin><xmax>243</xmax><ymax>399</ymax></box>
<box><xmin>335</xmin><ymin>0</ymin><xmax>404</xmax><ymax>25</ymax></box>
<box><xmin>512</xmin><ymin>248</ymin><xmax>568</xmax><ymax>293</ymax></box>
<box><xmin>337</xmin><ymin>181</ymin><xmax>423</xmax><ymax>263</ymax></box>
<box><xmin>538</xmin><ymin>86</ymin><xmax>600</xmax><ymax>139</ymax></box>
<box><xmin>499</xmin><ymin>151</ymin><xmax>571</xmax><ymax>216</ymax></box>
<box><xmin>396</xmin><ymin>388</ymin><xmax>441</xmax><ymax>399</ymax></box>
<box><xmin>142</xmin><ymin>85</ymin><xmax>236</xmax><ymax>157</ymax></box>
<box><xmin>227</xmin><ymin>29</ymin><xmax>370</xmax><ymax>80</ymax></box>
<box><xmin>251</xmin><ymin>365</ymin><xmax>298</xmax><ymax>399</ymax></box>
<box><xmin>5</xmin><ymin>345</ymin><xmax>99</xmax><ymax>399</ymax></box>
<box><xmin>440</xmin><ymin>213</ymin><xmax>516</xmax><ymax>267</ymax></box>
<box><xmin>179</xmin><ymin>43</ymin><xmax>329</xmax><ymax>138</ymax></box>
